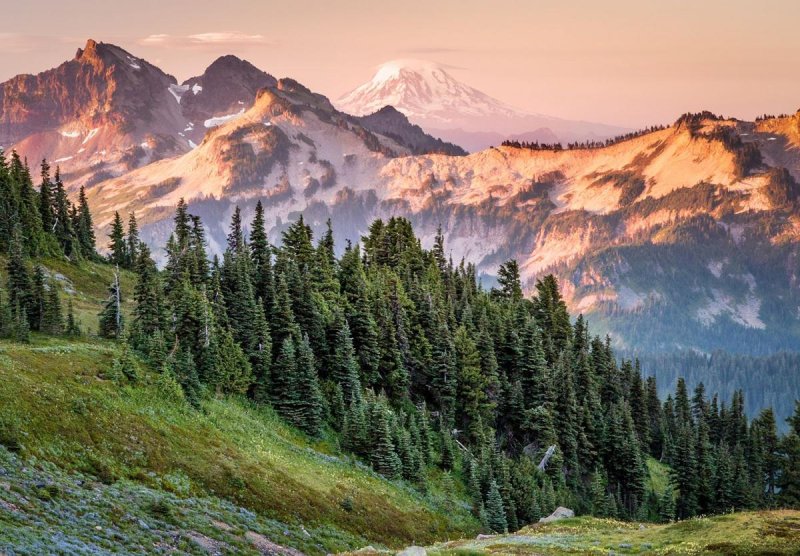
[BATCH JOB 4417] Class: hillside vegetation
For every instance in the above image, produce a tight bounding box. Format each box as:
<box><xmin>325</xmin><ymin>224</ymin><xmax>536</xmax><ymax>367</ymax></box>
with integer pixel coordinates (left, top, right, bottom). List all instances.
<box><xmin>0</xmin><ymin>336</ymin><xmax>476</xmax><ymax>553</ymax></box>
<box><xmin>360</xmin><ymin>511</ymin><xmax>800</xmax><ymax>555</ymax></box>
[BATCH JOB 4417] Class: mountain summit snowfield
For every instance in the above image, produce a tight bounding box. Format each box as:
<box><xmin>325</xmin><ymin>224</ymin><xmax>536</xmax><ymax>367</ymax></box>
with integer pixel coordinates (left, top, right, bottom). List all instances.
<box><xmin>336</xmin><ymin>59</ymin><xmax>629</xmax><ymax>151</ymax></box>
<box><xmin>337</xmin><ymin>59</ymin><xmax>525</xmax><ymax>124</ymax></box>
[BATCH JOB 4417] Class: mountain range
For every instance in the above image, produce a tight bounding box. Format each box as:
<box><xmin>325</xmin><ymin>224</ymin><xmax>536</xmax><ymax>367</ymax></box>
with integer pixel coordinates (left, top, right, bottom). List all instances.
<box><xmin>3</xmin><ymin>40</ymin><xmax>800</xmax><ymax>359</ymax></box>
<box><xmin>336</xmin><ymin>59</ymin><xmax>630</xmax><ymax>151</ymax></box>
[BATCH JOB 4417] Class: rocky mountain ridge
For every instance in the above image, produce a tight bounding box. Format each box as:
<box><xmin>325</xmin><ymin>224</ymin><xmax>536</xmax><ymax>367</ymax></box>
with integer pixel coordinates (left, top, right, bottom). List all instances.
<box><xmin>0</xmin><ymin>41</ymin><xmax>453</xmax><ymax>190</ymax></box>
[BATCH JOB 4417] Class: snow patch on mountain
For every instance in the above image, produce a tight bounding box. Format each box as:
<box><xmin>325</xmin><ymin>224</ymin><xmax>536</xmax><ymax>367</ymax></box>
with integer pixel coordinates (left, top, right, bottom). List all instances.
<box><xmin>168</xmin><ymin>84</ymin><xmax>189</xmax><ymax>104</ymax></box>
<box><xmin>82</xmin><ymin>128</ymin><xmax>99</xmax><ymax>144</ymax></box>
<box><xmin>696</xmin><ymin>290</ymin><xmax>765</xmax><ymax>329</ymax></box>
<box><xmin>204</xmin><ymin>108</ymin><xmax>245</xmax><ymax>128</ymax></box>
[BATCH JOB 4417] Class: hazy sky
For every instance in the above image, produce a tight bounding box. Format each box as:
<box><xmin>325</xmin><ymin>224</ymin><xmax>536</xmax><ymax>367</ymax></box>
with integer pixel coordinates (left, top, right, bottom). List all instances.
<box><xmin>2</xmin><ymin>0</ymin><xmax>799</xmax><ymax>127</ymax></box>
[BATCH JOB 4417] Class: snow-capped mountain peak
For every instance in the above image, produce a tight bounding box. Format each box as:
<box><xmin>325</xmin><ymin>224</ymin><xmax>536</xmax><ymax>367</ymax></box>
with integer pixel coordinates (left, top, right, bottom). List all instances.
<box><xmin>336</xmin><ymin>59</ymin><xmax>629</xmax><ymax>151</ymax></box>
<box><xmin>337</xmin><ymin>59</ymin><xmax>525</xmax><ymax>125</ymax></box>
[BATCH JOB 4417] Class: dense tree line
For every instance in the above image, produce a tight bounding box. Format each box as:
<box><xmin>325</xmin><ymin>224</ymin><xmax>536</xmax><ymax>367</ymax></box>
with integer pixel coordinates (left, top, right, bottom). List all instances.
<box><xmin>0</xmin><ymin>152</ymin><xmax>96</xmax><ymax>260</ymax></box>
<box><xmin>112</xmin><ymin>200</ymin><xmax>799</xmax><ymax>531</ymax></box>
<box><xmin>2</xmin><ymin>152</ymin><xmax>799</xmax><ymax>532</ymax></box>
<box><xmin>0</xmin><ymin>152</ymin><xmax>91</xmax><ymax>339</ymax></box>
<box><xmin>631</xmin><ymin>350</ymin><xmax>800</xmax><ymax>432</ymax></box>
<box><xmin>501</xmin><ymin>125</ymin><xmax>668</xmax><ymax>152</ymax></box>
<box><xmin>755</xmin><ymin>113</ymin><xmax>790</xmax><ymax>122</ymax></box>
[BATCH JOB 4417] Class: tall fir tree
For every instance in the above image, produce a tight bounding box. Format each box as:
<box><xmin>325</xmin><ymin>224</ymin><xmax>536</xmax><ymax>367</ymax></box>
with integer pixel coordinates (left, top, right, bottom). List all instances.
<box><xmin>126</xmin><ymin>212</ymin><xmax>139</xmax><ymax>269</ymax></box>
<box><xmin>108</xmin><ymin>211</ymin><xmax>127</xmax><ymax>267</ymax></box>
<box><xmin>75</xmin><ymin>185</ymin><xmax>96</xmax><ymax>258</ymax></box>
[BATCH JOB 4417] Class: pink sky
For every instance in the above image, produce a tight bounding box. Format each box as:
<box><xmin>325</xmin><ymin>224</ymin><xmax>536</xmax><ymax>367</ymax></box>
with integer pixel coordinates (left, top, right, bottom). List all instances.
<box><xmin>2</xmin><ymin>0</ymin><xmax>799</xmax><ymax>128</ymax></box>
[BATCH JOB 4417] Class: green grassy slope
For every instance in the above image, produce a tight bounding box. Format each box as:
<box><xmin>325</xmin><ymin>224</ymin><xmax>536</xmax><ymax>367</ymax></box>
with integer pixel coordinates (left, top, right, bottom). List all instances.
<box><xmin>0</xmin><ymin>338</ymin><xmax>476</xmax><ymax>553</ymax></box>
<box><xmin>0</xmin><ymin>260</ymin><xmax>477</xmax><ymax>553</ymax></box>
<box><xmin>354</xmin><ymin>512</ymin><xmax>800</xmax><ymax>555</ymax></box>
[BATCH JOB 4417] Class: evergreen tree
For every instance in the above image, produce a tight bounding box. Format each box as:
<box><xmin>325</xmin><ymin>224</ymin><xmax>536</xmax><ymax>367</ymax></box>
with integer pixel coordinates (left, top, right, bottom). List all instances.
<box><xmin>210</xmin><ymin>327</ymin><xmax>253</xmax><ymax>395</ymax></box>
<box><xmin>659</xmin><ymin>488</ymin><xmax>675</xmax><ymax>522</ymax></box>
<box><xmin>250</xmin><ymin>302</ymin><xmax>272</xmax><ymax>404</ymax></box>
<box><xmin>250</xmin><ymin>200</ymin><xmax>274</xmax><ymax>317</ymax></box>
<box><xmin>227</xmin><ymin>205</ymin><xmax>245</xmax><ymax>253</ymax></box>
<box><xmin>454</xmin><ymin>325</ymin><xmax>492</xmax><ymax>442</ymax></box>
<box><xmin>485</xmin><ymin>479</ymin><xmax>508</xmax><ymax>533</ymax></box>
<box><xmin>42</xmin><ymin>280</ymin><xmax>63</xmax><ymax>335</ymax></box>
<box><xmin>672</xmin><ymin>422</ymin><xmax>698</xmax><ymax>518</ymax></box>
<box><xmin>6</xmin><ymin>226</ymin><xmax>33</xmax><ymax>323</ymax></box>
<box><xmin>339</xmin><ymin>244</ymin><xmax>380</xmax><ymax>384</ymax></box>
<box><xmin>293</xmin><ymin>334</ymin><xmax>324</xmax><ymax>436</ymax></box>
<box><xmin>171</xmin><ymin>346</ymin><xmax>202</xmax><ymax>408</ymax></box>
<box><xmin>130</xmin><ymin>242</ymin><xmax>165</xmax><ymax>349</ymax></box>
<box><xmin>12</xmin><ymin>300</ymin><xmax>30</xmax><ymax>342</ymax></box>
<box><xmin>65</xmin><ymin>299</ymin><xmax>81</xmax><ymax>337</ymax></box>
<box><xmin>10</xmin><ymin>152</ymin><xmax>48</xmax><ymax>256</ymax></box>
<box><xmin>30</xmin><ymin>265</ymin><xmax>46</xmax><ymax>331</ymax></box>
<box><xmin>0</xmin><ymin>284</ymin><xmax>11</xmax><ymax>338</ymax></box>
<box><xmin>270</xmin><ymin>337</ymin><xmax>298</xmax><ymax>418</ymax></box>
<box><xmin>126</xmin><ymin>212</ymin><xmax>139</xmax><ymax>269</ymax></box>
<box><xmin>495</xmin><ymin>260</ymin><xmax>522</xmax><ymax>302</ymax></box>
<box><xmin>778</xmin><ymin>402</ymin><xmax>800</xmax><ymax>506</ymax></box>
<box><xmin>108</xmin><ymin>211</ymin><xmax>127</xmax><ymax>267</ymax></box>
<box><xmin>52</xmin><ymin>167</ymin><xmax>76</xmax><ymax>257</ymax></box>
<box><xmin>370</xmin><ymin>402</ymin><xmax>401</xmax><ymax>478</ymax></box>
<box><xmin>342</xmin><ymin>398</ymin><xmax>369</xmax><ymax>456</ymax></box>
<box><xmin>38</xmin><ymin>160</ymin><xmax>55</xmax><ymax>236</ymax></box>
<box><xmin>75</xmin><ymin>185</ymin><xmax>96</xmax><ymax>257</ymax></box>
<box><xmin>331</xmin><ymin>320</ymin><xmax>362</xmax><ymax>405</ymax></box>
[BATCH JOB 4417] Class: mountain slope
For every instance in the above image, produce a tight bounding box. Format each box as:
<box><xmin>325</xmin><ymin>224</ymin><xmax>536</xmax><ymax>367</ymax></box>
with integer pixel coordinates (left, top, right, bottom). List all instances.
<box><xmin>336</xmin><ymin>60</ymin><xmax>629</xmax><ymax>151</ymax></box>
<box><xmin>177</xmin><ymin>55</ymin><xmax>278</xmax><ymax>146</ymax></box>
<box><xmin>6</xmin><ymin>42</ymin><xmax>800</xmax><ymax>360</ymax></box>
<box><xmin>0</xmin><ymin>338</ymin><xmax>475</xmax><ymax>553</ymax></box>
<box><xmin>87</xmin><ymin>104</ymin><xmax>800</xmax><ymax>360</ymax></box>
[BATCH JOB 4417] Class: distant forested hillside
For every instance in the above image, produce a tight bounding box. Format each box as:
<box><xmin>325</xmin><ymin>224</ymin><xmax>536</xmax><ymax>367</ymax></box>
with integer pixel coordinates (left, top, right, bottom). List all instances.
<box><xmin>629</xmin><ymin>350</ymin><xmax>800</xmax><ymax>431</ymax></box>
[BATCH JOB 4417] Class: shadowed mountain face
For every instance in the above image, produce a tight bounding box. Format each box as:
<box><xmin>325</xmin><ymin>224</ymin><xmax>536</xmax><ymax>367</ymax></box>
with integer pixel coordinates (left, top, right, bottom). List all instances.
<box><xmin>0</xmin><ymin>40</ymin><xmax>178</xmax><ymax>145</ymax></box>
<box><xmin>0</xmin><ymin>40</ymin><xmax>189</xmax><ymax>186</ymax></box>
<box><xmin>355</xmin><ymin>106</ymin><xmax>466</xmax><ymax>156</ymax></box>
